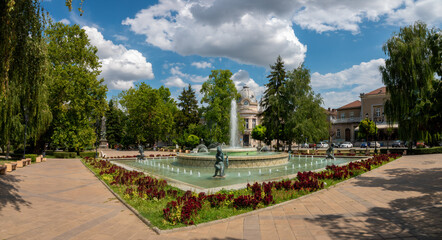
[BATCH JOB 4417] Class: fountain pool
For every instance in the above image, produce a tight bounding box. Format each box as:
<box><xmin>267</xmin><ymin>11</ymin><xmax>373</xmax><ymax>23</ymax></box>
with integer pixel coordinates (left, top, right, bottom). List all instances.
<box><xmin>112</xmin><ymin>155</ymin><xmax>364</xmax><ymax>190</ymax></box>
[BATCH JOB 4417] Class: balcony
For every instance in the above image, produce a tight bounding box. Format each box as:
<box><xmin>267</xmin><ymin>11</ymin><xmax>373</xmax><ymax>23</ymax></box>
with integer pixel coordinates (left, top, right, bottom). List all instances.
<box><xmin>333</xmin><ymin>117</ymin><xmax>362</xmax><ymax>124</ymax></box>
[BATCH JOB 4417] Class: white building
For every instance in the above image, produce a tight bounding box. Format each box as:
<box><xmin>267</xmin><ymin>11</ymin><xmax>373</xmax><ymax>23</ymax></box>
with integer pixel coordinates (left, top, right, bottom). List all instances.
<box><xmin>237</xmin><ymin>86</ymin><xmax>261</xmax><ymax>147</ymax></box>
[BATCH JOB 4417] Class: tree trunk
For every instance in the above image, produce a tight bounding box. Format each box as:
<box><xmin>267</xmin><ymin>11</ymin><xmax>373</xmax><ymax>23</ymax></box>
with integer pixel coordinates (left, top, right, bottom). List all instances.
<box><xmin>6</xmin><ymin>140</ymin><xmax>10</xmax><ymax>160</ymax></box>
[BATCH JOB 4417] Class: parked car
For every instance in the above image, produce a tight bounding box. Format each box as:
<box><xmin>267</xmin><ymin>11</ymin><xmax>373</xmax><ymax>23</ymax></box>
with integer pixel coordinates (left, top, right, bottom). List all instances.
<box><xmin>391</xmin><ymin>140</ymin><xmax>403</xmax><ymax>147</ymax></box>
<box><xmin>316</xmin><ymin>141</ymin><xmax>329</xmax><ymax>148</ymax></box>
<box><xmin>369</xmin><ymin>141</ymin><xmax>380</xmax><ymax>148</ymax></box>
<box><xmin>331</xmin><ymin>143</ymin><xmax>340</xmax><ymax>148</ymax></box>
<box><xmin>309</xmin><ymin>143</ymin><xmax>317</xmax><ymax>148</ymax></box>
<box><xmin>340</xmin><ymin>142</ymin><xmax>353</xmax><ymax>148</ymax></box>
<box><xmin>360</xmin><ymin>142</ymin><xmax>368</xmax><ymax>148</ymax></box>
<box><xmin>301</xmin><ymin>142</ymin><xmax>309</xmax><ymax>148</ymax></box>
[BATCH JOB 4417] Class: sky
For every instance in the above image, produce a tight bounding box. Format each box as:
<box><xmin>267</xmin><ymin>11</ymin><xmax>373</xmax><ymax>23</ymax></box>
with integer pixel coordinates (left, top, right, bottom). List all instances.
<box><xmin>42</xmin><ymin>0</ymin><xmax>442</xmax><ymax>109</ymax></box>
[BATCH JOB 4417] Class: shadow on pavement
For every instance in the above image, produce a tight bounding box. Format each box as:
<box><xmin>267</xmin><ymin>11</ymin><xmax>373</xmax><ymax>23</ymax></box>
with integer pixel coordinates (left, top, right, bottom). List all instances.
<box><xmin>0</xmin><ymin>174</ymin><xmax>31</xmax><ymax>212</ymax></box>
<box><xmin>304</xmin><ymin>167</ymin><xmax>442</xmax><ymax>239</ymax></box>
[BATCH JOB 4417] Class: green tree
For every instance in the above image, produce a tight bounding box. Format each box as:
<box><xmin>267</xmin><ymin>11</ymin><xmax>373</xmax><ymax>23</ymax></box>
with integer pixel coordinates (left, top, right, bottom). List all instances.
<box><xmin>176</xmin><ymin>84</ymin><xmax>199</xmax><ymax>134</ymax></box>
<box><xmin>358</xmin><ymin>118</ymin><xmax>377</xmax><ymax>151</ymax></box>
<box><xmin>251</xmin><ymin>125</ymin><xmax>266</xmax><ymax>147</ymax></box>
<box><xmin>46</xmin><ymin>22</ymin><xmax>107</xmax><ymax>152</ymax></box>
<box><xmin>200</xmin><ymin>70</ymin><xmax>239</xmax><ymax>144</ymax></box>
<box><xmin>0</xmin><ymin>0</ymin><xmax>52</xmax><ymax>158</ymax></box>
<box><xmin>120</xmin><ymin>83</ymin><xmax>176</xmax><ymax>146</ymax></box>
<box><xmin>380</xmin><ymin>21</ymin><xmax>441</xmax><ymax>149</ymax></box>
<box><xmin>260</xmin><ymin>56</ymin><xmax>286</xmax><ymax>149</ymax></box>
<box><xmin>105</xmin><ymin>99</ymin><xmax>125</xmax><ymax>148</ymax></box>
<box><xmin>282</xmin><ymin>65</ymin><xmax>328</xmax><ymax>150</ymax></box>
<box><xmin>186</xmin><ymin>134</ymin><xmax>200</xmax><ymax>148</ymax></box>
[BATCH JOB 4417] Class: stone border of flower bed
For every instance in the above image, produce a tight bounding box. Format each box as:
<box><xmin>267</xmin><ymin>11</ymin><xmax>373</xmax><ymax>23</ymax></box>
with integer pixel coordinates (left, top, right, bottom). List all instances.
<box><xmin>81</xmin><ymin>155</ymin><xmax>399</xmax><ymax>235</ymax></box>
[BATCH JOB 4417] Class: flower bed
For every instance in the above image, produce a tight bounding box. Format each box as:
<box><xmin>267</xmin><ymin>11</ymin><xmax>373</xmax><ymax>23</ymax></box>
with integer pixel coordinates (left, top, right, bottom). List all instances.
<box><xmin>83</xmin><ymin>153</ymin><xmax>401</xmax><ymax>230</ymax></box>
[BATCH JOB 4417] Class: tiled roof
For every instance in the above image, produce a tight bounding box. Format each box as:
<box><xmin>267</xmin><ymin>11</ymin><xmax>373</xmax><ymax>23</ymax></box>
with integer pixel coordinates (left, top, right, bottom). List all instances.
<box><xmin>366</xmin><ymin>87</ymin><xmax>386</xmax><ymax>95</ymax></box>
<box><xmin>338</xmin><ymin>100</ymin><xmax>361</xmax><ymax>110</ymax></box>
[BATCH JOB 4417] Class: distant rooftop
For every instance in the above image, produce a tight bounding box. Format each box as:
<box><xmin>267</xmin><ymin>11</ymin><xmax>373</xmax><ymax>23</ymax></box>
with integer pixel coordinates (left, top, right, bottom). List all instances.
<box><xmin>338</xmin><ymin>100</ymin><xmax>361</xmax><ymax>110</ymax></box>
<box><xmin>365</xmin><ymin>87</ymin><xmax>386</xmax><ymax>96</ymax></box>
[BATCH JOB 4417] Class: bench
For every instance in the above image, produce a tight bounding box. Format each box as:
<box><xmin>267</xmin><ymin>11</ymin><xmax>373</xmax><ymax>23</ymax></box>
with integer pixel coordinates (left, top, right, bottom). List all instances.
<box><xmin>5</xmin><ymin>162</ymin><xmax>17</xmax><ymax>172</ymax></box>
<box><xmin>16</xmin><ymin>160</ymin><xmax>24</xmax><ymax>168</ymax></box>
<box><xmin>0</xmin><ymin>165</ymin><xmax>6</xmax><ymax>175</ymax></box>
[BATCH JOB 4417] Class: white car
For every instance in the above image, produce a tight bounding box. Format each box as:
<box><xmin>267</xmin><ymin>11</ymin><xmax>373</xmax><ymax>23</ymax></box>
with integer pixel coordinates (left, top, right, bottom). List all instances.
<box><xmin>369</xmin><ymin>141</ymin><xmax>381</xmax><ymax>148</ymax></box>
<box><xmin>340</xmin><ymin>142</ymin><xmax>353</xmax><ymax>148</ymax></box>
<box><xmin>317</xmin><ymin>142</ymin><xmax>329</xmax><ymax>148</ymax></box>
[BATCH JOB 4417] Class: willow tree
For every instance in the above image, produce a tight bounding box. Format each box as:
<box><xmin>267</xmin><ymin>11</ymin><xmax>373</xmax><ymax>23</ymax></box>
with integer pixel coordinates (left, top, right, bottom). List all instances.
<box><xmin>0</xmin><ymin>0</ymin><xmax>52</xmax><ymax>157</ymax></box>
<box><xmin>380</xmin><ymin>21</ymin><xmax>441</xmax><ymax>149</ymax></box>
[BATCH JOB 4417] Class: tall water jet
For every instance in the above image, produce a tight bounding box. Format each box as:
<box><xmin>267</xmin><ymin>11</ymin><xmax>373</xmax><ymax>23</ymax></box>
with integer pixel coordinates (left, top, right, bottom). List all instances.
<box><xmin>230</xmin><ymin>99</ymin><xmax>238</xmax><ymax>147</ymax></box>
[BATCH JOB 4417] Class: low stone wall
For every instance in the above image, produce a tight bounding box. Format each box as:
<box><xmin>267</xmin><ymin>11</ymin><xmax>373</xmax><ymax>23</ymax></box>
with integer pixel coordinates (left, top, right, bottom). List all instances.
<box><xmin>176</xmin><ymin>153</ymin><xmax>289</xmax><ymax>168</ymax></box>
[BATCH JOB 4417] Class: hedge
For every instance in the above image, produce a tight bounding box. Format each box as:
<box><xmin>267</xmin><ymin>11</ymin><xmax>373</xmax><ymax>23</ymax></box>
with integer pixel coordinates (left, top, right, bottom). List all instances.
<box><xmin>54</xmin><ymin>152</ymin><xmax>77</xmax><ymax>158</ymax></box>
<box><xmin>381</xmin><ymin>147</ymin><xmax>442</xmax><ymax>155</ymax></box>
<box><xmin>79</xmin><ymin>151</ymin><xmax>96</xmax><ymax>158</ymax></box>
<box><xmin>25</xmin><ymin>154</ymin><xmax>37</xmax><ymax>162</ymax></box>
<box><xmin>411</xmin><ymin>147</ymin><xmax>442</xmax><ymax>155</ymax></box>
<box><xmin>45</xmin><ymin>150</ymin><xmax>54</xmax><ymax>156</ymax></box>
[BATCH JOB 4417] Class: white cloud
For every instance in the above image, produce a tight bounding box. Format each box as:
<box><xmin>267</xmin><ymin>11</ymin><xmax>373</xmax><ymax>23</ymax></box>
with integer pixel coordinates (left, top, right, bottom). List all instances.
<box><xmin>114</xmin><ymin>34</ymin><xmax>129</xmax><ymax>42</ymax></box>
<box><xmin>83</xmin><ymin>26</ymin><xmax>154</xmax><ymax>90</ymax></box>
<box><xmin>168</xmin><ymin>64</ymin><xmax>208</xmax><ymax>84</ymax></box>
<box><xmin>231</xmin><ymin>70</ymin><xmax>266</xmax><ymax>101</ymax></box>
<box><xmin>59</xmin><ymin>18</ymin><xmax>70</xmax><ymax>25</ymax></box>
<box><xmin>387</xmin><ymin>0</ymin><xmax>442</xmax><ymax>26</ymax></box>
<box><xmin>164</xmin><ymin>76</ymin><xmax>187</xmax><ymax>88</ymax></box>
<box><xmin>191</xmin><ymin>61</ymin><xmax>213</xmax><ymax>69</ymax></box>
<box><xmin>122</xmin><ymin>0</ymin><xmax>306</xmax><ymax>69</ymax></box>
<box><xmin>312</xmin><ymin>59</ymin><xmax>385</xmax><ymax>108</ymax></box>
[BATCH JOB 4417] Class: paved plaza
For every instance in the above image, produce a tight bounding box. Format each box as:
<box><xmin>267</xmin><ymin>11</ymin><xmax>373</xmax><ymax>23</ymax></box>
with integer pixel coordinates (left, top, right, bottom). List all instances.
<box><xmin>1</xmin><ymin>154</ymin><xmax>441</xmax><ymax>239</ymax></box>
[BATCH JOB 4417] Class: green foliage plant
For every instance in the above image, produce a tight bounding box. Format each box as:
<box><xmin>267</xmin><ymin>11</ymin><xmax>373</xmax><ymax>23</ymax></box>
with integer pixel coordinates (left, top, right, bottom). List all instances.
<box><xmin>46</xmin><ymin>22</ymin><xmax>107</xmax><ymax>153</ymax></box>
<box><xmin>380</xmin><ymin>21</ymin><xmax>441</xmax><ymax>149</ymax></box>
<box><xmin>358</xmin><ymin>118</ymin><xmax>377</xmax><ymax>151</ymax></box>
<box><xmin>200</xmin><ymin>70</ymin><xmax>239</xmax><ymax>144</ymax></box>
<box><xmin>251</xmin><ymin>125</ymin><xmax>266</xmax><ymax>147</ymax></box>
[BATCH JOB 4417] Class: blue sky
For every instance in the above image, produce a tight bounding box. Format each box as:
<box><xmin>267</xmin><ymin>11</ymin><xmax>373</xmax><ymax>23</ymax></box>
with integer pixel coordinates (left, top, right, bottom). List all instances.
<box><xmin>42</xmin><ymin>0</ymin><xmax>441</xmax><ymax>109</ymax></box>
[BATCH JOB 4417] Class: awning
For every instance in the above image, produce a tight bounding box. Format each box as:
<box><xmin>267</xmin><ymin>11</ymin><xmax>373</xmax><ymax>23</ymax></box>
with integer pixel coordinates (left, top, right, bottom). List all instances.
<box><xmin>355</xmin><ymin>123</ymin><xmax>398</xmax><ymax>131</ymax></box>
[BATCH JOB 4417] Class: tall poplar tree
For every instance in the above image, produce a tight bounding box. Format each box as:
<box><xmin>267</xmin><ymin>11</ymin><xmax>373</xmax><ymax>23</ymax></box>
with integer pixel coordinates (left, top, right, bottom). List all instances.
<box><xmin>380</xmin><ymin>21</ymin><xmax>441</xmax><ymax>148</ymax></box>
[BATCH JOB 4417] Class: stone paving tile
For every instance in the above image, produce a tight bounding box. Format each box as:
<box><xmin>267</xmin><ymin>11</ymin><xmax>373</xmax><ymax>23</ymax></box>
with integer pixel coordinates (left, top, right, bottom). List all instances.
<box><xmin>1</xmin><ymin>154</ymin><xmax>441</xmax><ymax>240</ymax></box>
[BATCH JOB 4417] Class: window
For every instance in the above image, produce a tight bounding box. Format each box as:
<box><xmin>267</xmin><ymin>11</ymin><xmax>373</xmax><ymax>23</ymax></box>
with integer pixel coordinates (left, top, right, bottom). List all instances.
<box><xmin>252</xmin><ymin>118</ymin><xmax>256</xmax><ymax>128</ymax></box>
<box><xmin>376</xmin><ymin>108</ymin><xmax>381</xmax><ymax>117</ymax></box>
<box><xmin>245</xmin><ymin>118</ymin><xmax>249</xmax><ymax>129</ymax></box>
<box><xmin>243</xmin><ymin>100</ymin><xmax>249</xmax><ymax>105</ymax></box>
<box><xmin>350</xmin><ymin>112</ymin><xmax>354</xmax><ymax>119</ymax></box>
<box><xmin>337</xmin><ymin>129</ymin><xmax>341</xmax><ymax>138</ymax></box>
<box><xmin>341</xmin><ymin>113</ymin><xmax>345</xmax><ymax>119</ymax></box>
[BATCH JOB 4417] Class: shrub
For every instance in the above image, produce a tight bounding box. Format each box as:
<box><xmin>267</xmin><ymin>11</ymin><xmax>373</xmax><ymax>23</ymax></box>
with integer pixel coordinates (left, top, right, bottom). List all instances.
<box><xmin>411</xmin><ymin>147</ymin><xmax>442</xmax><ymax>155</ymax></box>
<box><xmin>25</xmin><ymin>154</ymin><xmax>37</xmax><ymax>162</ymax></box>
<box><xmin>54</xmin><ymin>152</ymin><xmax>77</xmax><ymax>158</ymax></box>
<box><xmin>79</xmin><ymin>151</ymin><xmax>96</xmax><ymax>158</ymax></box>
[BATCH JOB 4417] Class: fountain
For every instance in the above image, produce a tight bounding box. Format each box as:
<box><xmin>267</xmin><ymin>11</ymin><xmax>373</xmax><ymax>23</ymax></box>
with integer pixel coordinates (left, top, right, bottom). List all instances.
<box><xmin>112</xmin><ymin>97</ymin><xmax>364</xmax><ymax>189</ymax></box>
<box><xmin>176</xmin><ymin>99</ymin><xmax>289</xmax><ymax>168</ymax></box>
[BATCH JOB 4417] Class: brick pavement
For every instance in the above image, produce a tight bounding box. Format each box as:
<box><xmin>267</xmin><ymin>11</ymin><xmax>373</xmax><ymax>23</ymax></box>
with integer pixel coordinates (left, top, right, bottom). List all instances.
<box><xmin>1</xmin><ymin>154</ymin><xmax>441</xmax><ymax>240</ymax></box>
